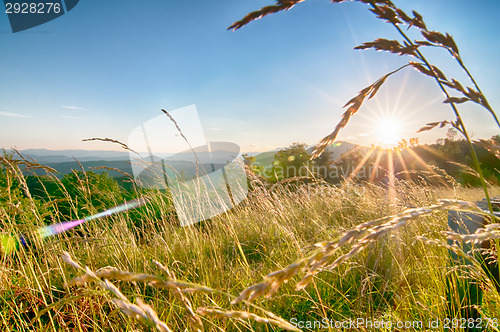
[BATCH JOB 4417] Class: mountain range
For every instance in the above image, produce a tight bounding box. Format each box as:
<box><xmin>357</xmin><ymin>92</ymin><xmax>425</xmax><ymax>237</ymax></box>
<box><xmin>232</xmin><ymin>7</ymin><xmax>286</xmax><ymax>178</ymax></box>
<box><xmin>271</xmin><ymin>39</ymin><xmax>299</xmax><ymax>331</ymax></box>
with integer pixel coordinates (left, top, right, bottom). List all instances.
<box><xmin>3</xmin><ymin>142</ymin><xmax>359</xmax><ymax>178</ymax></box>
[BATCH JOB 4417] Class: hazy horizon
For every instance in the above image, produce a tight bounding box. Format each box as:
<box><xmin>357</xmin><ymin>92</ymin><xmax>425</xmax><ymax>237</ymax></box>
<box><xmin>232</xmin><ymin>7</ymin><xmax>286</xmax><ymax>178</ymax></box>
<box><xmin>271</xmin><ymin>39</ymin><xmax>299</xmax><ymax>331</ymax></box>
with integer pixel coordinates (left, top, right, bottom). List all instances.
<box><xmin>2</xmin><ymin>139</ymin><xmax>357</xmax><ymax>155</ymax></box>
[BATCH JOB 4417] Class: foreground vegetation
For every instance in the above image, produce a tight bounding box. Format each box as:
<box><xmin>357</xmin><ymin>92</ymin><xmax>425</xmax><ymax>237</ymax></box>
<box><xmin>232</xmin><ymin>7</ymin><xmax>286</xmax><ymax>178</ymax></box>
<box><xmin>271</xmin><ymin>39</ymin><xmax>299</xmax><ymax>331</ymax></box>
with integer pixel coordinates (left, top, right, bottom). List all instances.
<box><xmin>1</xmin><ymin>151</ymin><xmax>500</xmax><ymax>331</ymax></box>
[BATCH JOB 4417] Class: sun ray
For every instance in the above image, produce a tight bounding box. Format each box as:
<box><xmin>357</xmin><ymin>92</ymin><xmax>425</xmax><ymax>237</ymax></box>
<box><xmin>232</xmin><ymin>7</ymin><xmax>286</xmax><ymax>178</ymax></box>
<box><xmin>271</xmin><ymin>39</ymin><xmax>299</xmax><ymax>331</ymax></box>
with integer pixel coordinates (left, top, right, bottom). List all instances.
<box><xmin>394</xmin><ymin>148</ymin><xmax>412</xmax><ymax>181</ymax></box>
<box><xmin>387</xmin><ymin>150</ymin><xmax>397</xmax><ymax>204</ymax></box>
<box><xmin>370</xmin><ymin>148</ymin><xmax>384</xmax><ymax>183</ymax></box>
<box><xmin>403</xmin><ymin>147</ymin><xmax>439</xmax><ymax>177</ymax></box>
<box><xmin>347</xmin><ymin>148</ymin><xmax>376</xmax><ymax>182</ymax></box>
<box><xmin>418</xmin><ymin>144</ymin><xmax>454</xmax><ymax>163</ymax></box>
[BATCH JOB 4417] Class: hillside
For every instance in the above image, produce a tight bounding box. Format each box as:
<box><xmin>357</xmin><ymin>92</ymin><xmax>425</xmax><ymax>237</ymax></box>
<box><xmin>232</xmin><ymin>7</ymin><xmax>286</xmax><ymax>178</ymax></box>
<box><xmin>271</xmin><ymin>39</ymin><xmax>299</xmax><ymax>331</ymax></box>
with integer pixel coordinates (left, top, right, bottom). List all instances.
<box><xmin>253</xmin><ymin>141</ymin><xmax>359</xmax><ymax>168</ymax></box>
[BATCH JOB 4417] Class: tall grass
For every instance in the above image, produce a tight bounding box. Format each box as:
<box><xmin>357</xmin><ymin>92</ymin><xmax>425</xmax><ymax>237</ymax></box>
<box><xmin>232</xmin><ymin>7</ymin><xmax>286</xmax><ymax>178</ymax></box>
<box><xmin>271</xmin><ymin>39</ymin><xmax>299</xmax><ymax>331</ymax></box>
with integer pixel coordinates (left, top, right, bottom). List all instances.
<box><xmin>1</xmin><ymin>152</ymin><xmax>500</xmax><ymax>331</ymax></box>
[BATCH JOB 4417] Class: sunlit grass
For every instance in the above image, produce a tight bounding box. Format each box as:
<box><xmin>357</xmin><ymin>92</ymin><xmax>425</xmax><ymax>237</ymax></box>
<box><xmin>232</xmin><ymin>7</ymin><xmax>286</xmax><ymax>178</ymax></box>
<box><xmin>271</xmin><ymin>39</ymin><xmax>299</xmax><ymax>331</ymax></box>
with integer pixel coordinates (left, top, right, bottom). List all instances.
<box><xmin>1</xmin><ymin>153</ymin><xmax>500</xmax><ymax>331</ymax></box>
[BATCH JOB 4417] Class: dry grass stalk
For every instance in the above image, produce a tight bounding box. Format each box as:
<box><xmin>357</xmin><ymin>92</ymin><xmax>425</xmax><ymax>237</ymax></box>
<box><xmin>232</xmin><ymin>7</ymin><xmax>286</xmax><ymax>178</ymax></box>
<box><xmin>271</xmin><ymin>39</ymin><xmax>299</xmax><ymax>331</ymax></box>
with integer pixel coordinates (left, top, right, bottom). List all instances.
<box><xmin>227</xmin><ymin>0</ymin><xmax>392</xmax><ymax>33</ymax></box>
<box><xmin>227</xmin><ymin>0</ymin><xmax>305</xmax><ymax>31</ymax></box>
<box><xmin>172</xmin><ymin>290</ymin><xmax>203</xmax><ymax>332</ymax></box>
<box><xmin>61</xmin><ymin>252</ymin><xmax>174</xmax><ymax>332</ymax></box>
<box><xmin>269</xmin><ymin>176</ymin><xmax>325</xmax><ymax>192</ymax></box>
<box><xmin>355</xmin><ymin>38</ymin><xmax>419</xmax><ymax>56</ymax></box>
<box><xmin>445</xmin><ymin>224</ymin><xmax>500</xmax><ymax>245</ymax></box>
<box><xmin>311</xmin><ymin>64</ymin><xmax>408</xmax><ymax>158</ymax></box>
<box><xmin>418</xmin><ymin>120</ymin><xmax>451</xmax><ymax>133</ymax></box>
<box><xmin>82</xmin><ymin>137</ymin><xmax>139</xmax><ymax>155</ymax></box>
<box><xmin>102</xmin><ymin>279</ymin><xmax>129</xmax><ymax>302</ymax></box>
<box><xmin>112</xmin><ymin>298</ymin><xmax>173</xmax><ymax>332</ymax></box>
<box><xmin>196</xmin><ymin>307</ymin><xmax>301</xmax><ymax>332</ymax></box>
<box><xmin>416</xmin><ymin>236</ymin><xmax>476</xmax><ymax>263</ymax></box>
<box><xmin>299</xmin><ymin>199</ymin><xmax>476</xmax><ymax>288</ymax></box>
<box><xmin>231</xmin><ymin>261</ymin><xmax>305</xmax><ymax>304</ymax></box>
<box><xmin>161</xmin><ymin>109</ymin><xmax>189</xmax><ymax>144</ymax></box>
<box><xmin>475</xmin><ymin>139</ymin><xmax>500</xmax><ymax>159</ymax></box>
<box><xmin>233</xmin><ymin>199</ymin><xmax>476</xmax><ymax>303</ymax></box>
<box><xmin>409</xmin><ymin>61</ymin><xmax>447</xmax><ymax>81</ymax></box>
<box><xmin>9</xmin><ymin>149</ymin><xmax>58</xmax><ymax>174</ymax></box>
<box><xmin>66</xmin><ymin>267</ymin><xmax>213</xmax><ymax>293</ymax></box>
<box><xmin>244</xmin><ymin>164</ymin><xmax>269</xmax><ymax>186</ymax></box>
<box><xmin>153</xmin><ymin>260</ymin><xmax>203</xmax><ymax>331</ymax></box>
<box><xmin>152</xmin><ymin>259</ymin><xmax>175</xmax><ymax>279</ymax></box>
<box><xmin>364</xmin><ymin>1</ymin><xmax>496</xmax><ymax>121</ymax></box>
<box><xmin>61</xmin><ymin>251</ymin><xmax>83</xmax><ymax>270</ymax></box>
<box><xmin>66</xmin><ymin>257</ymin><xmax>207</xmax><ymax>331</ymax></box>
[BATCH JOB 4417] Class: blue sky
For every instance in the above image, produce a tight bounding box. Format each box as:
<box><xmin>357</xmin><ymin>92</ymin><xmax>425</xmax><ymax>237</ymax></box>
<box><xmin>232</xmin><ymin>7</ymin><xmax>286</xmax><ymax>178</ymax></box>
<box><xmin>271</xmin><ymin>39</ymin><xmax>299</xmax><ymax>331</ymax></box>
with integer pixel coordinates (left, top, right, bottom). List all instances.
<box><xmin>1</xmin><ymin>0</ymin><xmax>499</xmax><ymax>152</ymax></box>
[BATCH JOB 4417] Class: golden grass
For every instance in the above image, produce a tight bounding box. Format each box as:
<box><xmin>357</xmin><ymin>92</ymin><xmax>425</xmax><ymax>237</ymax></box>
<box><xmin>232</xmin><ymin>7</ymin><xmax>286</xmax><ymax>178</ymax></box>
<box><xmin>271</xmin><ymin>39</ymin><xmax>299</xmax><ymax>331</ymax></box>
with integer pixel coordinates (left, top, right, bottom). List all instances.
<box><xmin>1</xmin><ymin>150</ymin><xmax>500</xmax><ymax>331</ymax></box>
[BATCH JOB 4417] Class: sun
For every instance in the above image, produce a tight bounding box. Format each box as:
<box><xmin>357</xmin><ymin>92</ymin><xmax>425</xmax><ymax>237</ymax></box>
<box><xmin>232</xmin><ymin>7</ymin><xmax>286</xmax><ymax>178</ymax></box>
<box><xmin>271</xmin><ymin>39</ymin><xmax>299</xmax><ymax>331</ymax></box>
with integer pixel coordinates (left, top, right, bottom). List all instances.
<box><xmin>376</xmin><ymin>118</ymin><xmax>402</xmax><ymax>148</ymax></box>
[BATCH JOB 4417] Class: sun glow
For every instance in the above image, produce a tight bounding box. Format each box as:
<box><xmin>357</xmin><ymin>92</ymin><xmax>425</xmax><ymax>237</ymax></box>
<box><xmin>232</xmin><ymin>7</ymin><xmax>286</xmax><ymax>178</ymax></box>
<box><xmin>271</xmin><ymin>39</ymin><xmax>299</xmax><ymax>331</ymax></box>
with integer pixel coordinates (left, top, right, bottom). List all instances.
<box><xmin>376</xmin><ymin>118</ymin><xmax>402</xmax><ymax>148</ymax></box>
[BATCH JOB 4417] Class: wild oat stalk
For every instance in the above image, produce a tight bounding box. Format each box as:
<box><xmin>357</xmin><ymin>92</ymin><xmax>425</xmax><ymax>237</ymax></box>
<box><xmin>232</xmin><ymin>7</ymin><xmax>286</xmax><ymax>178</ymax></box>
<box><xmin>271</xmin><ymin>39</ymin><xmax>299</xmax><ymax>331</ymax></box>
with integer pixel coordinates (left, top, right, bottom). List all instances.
<box><xmin>445</xmin><ymin>223</ymin><xmax>500</xmax><ymax>245</ymax></box>
<box><xmin>61</xmin><ymin>253</ymin><xmax>301</xmax><ymax>331</ymax></box>
<box><xmin>232</xmin><ymin>199</ymin><xmax>475</xmax><ymax>304</ymax></box>
<box><xmin>228</xmin><ymin>0</ymin><xmax>306</xmax><ymax>31</ymax></box>
<box><xmin>152</xmin><ymin>260</ymin><xmax>203</xmax><ymax>332</ymax></box>
<box><xmin>311</xmin><ymin>64</ymin><xmax>409</xmax><ymax>158</ymax></box>
<box><xmin>196</xmin><ymin>307</ymin><xmax>301</xmax><ymax>332</ymax></box>
<box><xmin>82</xmin><ymin>137</ymin><xmax>139</xmax><ymax>155</ymax></box>
<box><xmin>416</xmin><ymin>236</ymin><xmax>478</xmax><ymax>264</ymax></box>
<box><xmin>61</xmin><ymin>252</ymin><xmax>174</xmax><ymax>332</ymax></box>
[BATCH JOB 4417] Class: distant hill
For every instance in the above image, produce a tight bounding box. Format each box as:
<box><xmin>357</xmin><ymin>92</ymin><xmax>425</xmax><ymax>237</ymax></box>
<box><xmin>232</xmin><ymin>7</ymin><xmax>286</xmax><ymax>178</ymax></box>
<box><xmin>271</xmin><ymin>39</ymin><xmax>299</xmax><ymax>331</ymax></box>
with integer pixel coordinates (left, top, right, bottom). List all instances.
<box><xmin>306</xmin><ymin>141</ymin><xmax>359</xmax><ymax>161</ymax></box>
<box><xmin>253</xmin><ymin>141</ymin><xmax>359</xmax><ymax>168</ymax></box>
<box><xmin>3</xmin><ymin>148</ymin><xmax>130</xmax><ymax>163</ymax></box>
<box><xmin>8</xmin><ymin>145</ymin><xmax>240</xmax><ymax>164</ymax></box>
<box><xmin>24</xmin><ymin>160</ymin><xmax>132</xmax><ymax>178</ymax></box>
<box><xmin>162</xmin><ymin>143</ymin><xmax>240</xmax><ymax>164</ymax></box>
<box><xmin>4</xmin><ymin>146</ymin><xmax>241</xmax><ymax>178</ymax></box>
<box><xmin>4</xmin><ymin>142</ymin><xmax>361</xmax><ymax>178</ymax></box>
<box><xmin>19</xmin><ymin>148</ymin><xmax>127</xmax><ymax>156</ymax></box>
<box><xmin>254</xmin><ymin>150</ymin><xmax>277</xmax><ymax>168</ymax></box>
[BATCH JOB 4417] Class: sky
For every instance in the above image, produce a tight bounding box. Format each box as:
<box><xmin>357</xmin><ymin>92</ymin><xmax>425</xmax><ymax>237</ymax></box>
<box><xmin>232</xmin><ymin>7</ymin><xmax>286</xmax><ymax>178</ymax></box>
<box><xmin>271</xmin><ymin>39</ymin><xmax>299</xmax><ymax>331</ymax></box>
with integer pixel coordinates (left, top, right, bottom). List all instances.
<box><xmin>1</xmin><ymin>0</ymin><xmax>499</xmax><ymax>153</ymax></box>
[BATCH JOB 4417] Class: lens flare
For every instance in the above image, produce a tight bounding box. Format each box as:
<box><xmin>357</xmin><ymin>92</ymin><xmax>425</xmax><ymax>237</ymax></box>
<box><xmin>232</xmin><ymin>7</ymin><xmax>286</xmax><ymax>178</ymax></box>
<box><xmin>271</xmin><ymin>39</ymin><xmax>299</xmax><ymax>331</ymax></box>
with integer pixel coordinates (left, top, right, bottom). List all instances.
<box><xmin>38</xmin><ymin>198</ymin><xmax>147</xmax><ymax>239</ymax></box>
<box><xmin>1</xmin><ymin>198</ymin><xmax>148</xmax><ymax>254</ymax></box>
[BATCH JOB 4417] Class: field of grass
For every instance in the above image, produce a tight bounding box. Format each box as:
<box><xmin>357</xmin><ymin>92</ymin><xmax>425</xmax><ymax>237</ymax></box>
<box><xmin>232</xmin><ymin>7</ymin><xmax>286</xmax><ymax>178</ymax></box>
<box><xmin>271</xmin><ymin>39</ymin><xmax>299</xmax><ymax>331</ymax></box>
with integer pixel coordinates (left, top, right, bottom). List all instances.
<box><xmin>1</xmin><ymin>154</ymin><xmax>500</xmax><ymax>331</ymax></box>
